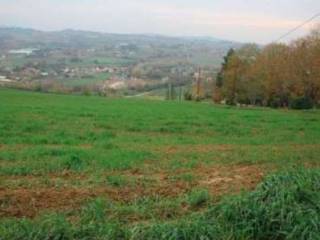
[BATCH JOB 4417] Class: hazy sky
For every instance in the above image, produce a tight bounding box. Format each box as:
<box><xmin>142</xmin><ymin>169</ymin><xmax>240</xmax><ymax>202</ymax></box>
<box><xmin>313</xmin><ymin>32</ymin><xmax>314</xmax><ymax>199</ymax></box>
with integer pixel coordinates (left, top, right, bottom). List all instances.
<box><xmin>0</xmin><ymin>0</ymin><xmax>320</xmax><ymax>43</ymax></box>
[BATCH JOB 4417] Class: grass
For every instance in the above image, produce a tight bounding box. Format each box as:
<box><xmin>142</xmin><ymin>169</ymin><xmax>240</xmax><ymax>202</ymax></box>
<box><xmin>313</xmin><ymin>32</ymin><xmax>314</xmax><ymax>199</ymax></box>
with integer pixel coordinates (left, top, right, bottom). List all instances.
<box><xmin>62</xmin><ymin>72</ymin><xmax>111</xmax><ymax>87</ymax></box>
<box><xmin>1</xmin><ymin>169</ymin><xmax>320</xmax><ymax>239</ymax></box>
<box><xmin>0</xmin><ymin>55</ymin><xmax>31</xmax><ymax>69</ymax></box>
<box><xmin>187</xmin><ymin>188</ymin><xmax>211</xmax><ymax>208</ymax></box>
<box><xmin>134</xmin><ymin>168</ymin><xmax>320</xmax><ymax>240</ymax></box>
<box><xmin>0</xmin><ymin>88</ymin><xmax>320</xmax><ymax>239</ymax></box>
<box><xmin>68</xmin><ymin>56</ymin><xmax>135</xmax><ymax>67</ymax></box>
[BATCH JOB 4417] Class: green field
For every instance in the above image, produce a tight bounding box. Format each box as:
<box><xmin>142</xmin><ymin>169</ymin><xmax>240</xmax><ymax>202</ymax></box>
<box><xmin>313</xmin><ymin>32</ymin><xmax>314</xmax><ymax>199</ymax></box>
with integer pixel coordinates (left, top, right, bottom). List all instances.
<box><xmin>62</xmin><ymin>72</ymin><xmax>111</xmax><ymax>87</ymax></box>
<box><xmin>1</xmin><ymin>88</ymin><xmax>320</xmax><ymax>239</ymax></box>
<box><xmin>68</xmin><ymin>57</ymin><xmax>135</xmax><ymax>67</ymax></box>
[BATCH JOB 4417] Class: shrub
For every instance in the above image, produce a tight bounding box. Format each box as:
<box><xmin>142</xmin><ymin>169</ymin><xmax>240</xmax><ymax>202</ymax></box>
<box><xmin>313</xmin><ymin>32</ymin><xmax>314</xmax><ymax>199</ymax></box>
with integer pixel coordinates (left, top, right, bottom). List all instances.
<box><xmin>183</xmin><ymin>91</ymin><xmax>193</xmax><ymax>101</ymax></box>
<box><xmin>290</xmin><ymin>97</ymin><xmax>314</xmax><ymax>109</ymax></box>
<box><xmin>268</xmin><ymin>97</ymin><xmax>282</xmax><ymax>108</ymax></box>
<box><xmin>82</xmin><ymin>88</ymin><xmax>92</xmax><ymax>96</ymax></box>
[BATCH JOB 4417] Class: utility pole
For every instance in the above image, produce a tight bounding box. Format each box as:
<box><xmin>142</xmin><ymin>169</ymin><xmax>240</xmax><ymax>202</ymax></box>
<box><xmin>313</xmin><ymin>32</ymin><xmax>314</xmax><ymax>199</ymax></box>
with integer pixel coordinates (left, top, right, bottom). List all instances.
<box><xmin>196</xmin><ymin>67</ymin><xmax>201</xmax><ymax>100</ymax></box>
<box><xmin>167</xmin><ymin>81</ymin><xmax>172</xmax><ymax>100</ymax></box>
<box><xmin>178</xmin><ymin>66</ymin><xmax>183</xmax><ymax>101</ymax></box>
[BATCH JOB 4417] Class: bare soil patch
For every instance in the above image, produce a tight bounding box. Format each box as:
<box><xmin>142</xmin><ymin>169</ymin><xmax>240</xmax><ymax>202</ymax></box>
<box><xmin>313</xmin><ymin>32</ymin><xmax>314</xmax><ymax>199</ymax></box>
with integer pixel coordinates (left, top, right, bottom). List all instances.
<box><xmin>0</xmin><ymin>187</ymin><xmax>96</xmax><ymax>218</ymax></box>
<box><xmin>197</xmin><ymin>165</ymin><xmax>265</xmax><ymax>195</ymax></box>
<box><xmin>147</xmin><ymin>144</ymin><xmax>234</xmax><ymax>155</ymax></box>
<box><xmin>0</xmin><ymin>164</ymin><xmax>265</xmax><ymax>218</ymax></box>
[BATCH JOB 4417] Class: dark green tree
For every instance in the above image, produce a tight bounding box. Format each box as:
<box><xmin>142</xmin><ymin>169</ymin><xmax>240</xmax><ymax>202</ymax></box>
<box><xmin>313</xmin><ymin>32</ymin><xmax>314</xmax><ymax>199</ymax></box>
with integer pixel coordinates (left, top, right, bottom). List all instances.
<box><xmin>216</xmin><ymin>48</ymin><xmax>235</xmax><ymax>88</ymax></box>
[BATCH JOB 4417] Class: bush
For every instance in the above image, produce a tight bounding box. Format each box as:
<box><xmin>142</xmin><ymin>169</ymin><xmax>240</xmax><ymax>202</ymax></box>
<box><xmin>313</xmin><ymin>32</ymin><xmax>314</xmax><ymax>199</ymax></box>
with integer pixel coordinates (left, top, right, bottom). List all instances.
<box><xmin>268</xmin><ymin>97</ymin><xmax>282</xmax><ymax>108</ymax></box>
<box><xmin>290</xmin><ymin>97</ymin><xmax>314</xmax><ymax>109</ymax></box>
<box><xmin>82</xmin><ymin>88</ymin><xmax>92</xmax><ymax>96</ymax></box>
<box><xmin>183</xmin><ymin>91</ymin><xmax>193</xmax><ymax>101</ymax></box>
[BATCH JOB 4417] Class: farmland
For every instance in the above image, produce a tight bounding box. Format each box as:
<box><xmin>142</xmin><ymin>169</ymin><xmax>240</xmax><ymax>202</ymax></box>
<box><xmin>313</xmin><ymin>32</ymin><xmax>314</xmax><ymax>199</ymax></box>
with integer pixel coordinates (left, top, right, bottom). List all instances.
<box><xmin>1</xmin><ymin>88</ymin><xmax>320</xmax><ymax>239</ymax></box>
<box><xmin>0</xmin><ymin>27</ymin><xmax>238</xmax><ymax>96</ymax></box>
<box><xmin>62</xmin><ymin>73</ymin><xmax>111</xmax><ymax>87</ymax></box>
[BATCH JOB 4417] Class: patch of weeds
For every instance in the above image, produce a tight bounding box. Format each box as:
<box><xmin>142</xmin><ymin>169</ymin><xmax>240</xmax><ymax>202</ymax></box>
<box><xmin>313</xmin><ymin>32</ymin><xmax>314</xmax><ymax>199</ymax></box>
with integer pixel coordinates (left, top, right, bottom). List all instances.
<box><xmin>153</xmin><ymin>199</ymin><xmax>182</xmax><ymax>220</ymax></box>
<box><xmin>158</xmin><ymin>126</ymin><xmax>184</xmax><ymax>133</ymax></box>
<box><xmin>48</xmin><ymin>148</ymin><xmax>68</xmax><ymax>157</ymax></box>
<box><xmin>96</xmin><ymin>150</ymin><xmax>154</xmax><ymax>170</ymax></box>
<box><xmin>39</xmin><ymin>177</ymin><xmax>54</xmax><ymax>187</ymax></box>
<box><xmin>1</xmin><ymin>165</ymin><xmax>33</xmax><ymax>176</ymax></box>
<box><xmin>63</xmin><ymin>153</ymin><xmax>88</xmax><ymax>171</ymax></box>
<box><xmin>169</xmin><ymin>158</ymin><xmax>199</xmax><ymax>170</ymax></box>
<box><xmin>94</xmin><ymin>142</ymin><xmax>116</xmax><ymax>150</ymax></box>
<box><xmin>0</xmin><ymin>151</ymin><xmax>16</xmax><ymax>161</ymax></box>
<box><xmin>128</xmin><ymin>196</ymin><xmax>182</xmax><ymax>221</ymax></box>
<box><xmin>0</xmin><ymin>214</ymin><xmax>72</xmax><ymax>240</ymax></box>
<box><xmin>107</xmin><ymin>175</ymin><xmax>128</xmax><ymax>187</ymax></box>
<box><xmin>21</xmin><ymin>122</ymin><xmax>45</xmax><ymax>133</ymax></box>
<box><xmin>80</xmin><ymin>198</ymin><xmax>109</xmax><ymax>223</ymax></box>
<box><xmin>187</xmin><ymin>188</ymin><xmax>210</xmax><ymax>208</ymax></box>
<box><xmin>97</xmin><ymin>131</ymin><xmax>116</xmax><ymax>140</ymax></box>
<box><xmin>127</xmin><ymin>126</ymin><xmax>143</xmax><ymax>132</ymax></box>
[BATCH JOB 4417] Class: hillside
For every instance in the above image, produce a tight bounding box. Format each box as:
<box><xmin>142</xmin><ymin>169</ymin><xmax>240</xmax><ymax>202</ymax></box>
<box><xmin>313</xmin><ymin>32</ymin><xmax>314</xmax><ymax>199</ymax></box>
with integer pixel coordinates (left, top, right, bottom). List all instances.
<box><xmin>0</xmin><ymin>27</ymin><xmax>239</xmax><ymax>52</ymax></box>
<box><xmin>1</xmin><ymin>89</ymin><xmax>320</xmax><ymax>239</ymax></box>
<box><xmin>0</xmin><ymin>27</ymin><xmax>242</xmax><ymax>96</ymax></box>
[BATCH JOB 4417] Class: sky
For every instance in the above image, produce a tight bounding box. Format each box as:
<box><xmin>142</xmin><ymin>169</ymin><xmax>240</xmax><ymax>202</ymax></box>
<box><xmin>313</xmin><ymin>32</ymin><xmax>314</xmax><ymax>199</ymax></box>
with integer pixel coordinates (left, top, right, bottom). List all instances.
<box><xmin>0</xmin><ymin>0</ymin><xmax>320</xmax><ymax>44</ymax></box>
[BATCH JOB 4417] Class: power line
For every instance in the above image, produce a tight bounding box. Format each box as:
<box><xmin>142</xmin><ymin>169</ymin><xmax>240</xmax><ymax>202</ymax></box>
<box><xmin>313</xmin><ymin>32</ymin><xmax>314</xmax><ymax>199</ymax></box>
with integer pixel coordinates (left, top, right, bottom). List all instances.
<box><xmin>274</xmin><ymin>12</ymin><xmax>320</xmax><ymax>42</ymax></box>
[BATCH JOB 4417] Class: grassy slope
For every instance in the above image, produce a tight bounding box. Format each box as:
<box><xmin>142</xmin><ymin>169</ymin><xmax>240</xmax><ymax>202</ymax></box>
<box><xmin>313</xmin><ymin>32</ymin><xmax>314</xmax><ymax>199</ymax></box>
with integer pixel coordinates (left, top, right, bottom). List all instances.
<box><xmin>0</xmin><ymin>88</ymin><xmax>320</xmax><ymax>239</ymax></box>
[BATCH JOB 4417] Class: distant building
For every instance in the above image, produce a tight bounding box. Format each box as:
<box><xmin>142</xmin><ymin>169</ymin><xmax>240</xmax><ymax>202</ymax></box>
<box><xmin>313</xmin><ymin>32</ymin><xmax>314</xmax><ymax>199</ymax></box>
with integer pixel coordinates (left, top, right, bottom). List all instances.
<box><xmin>0</xmin><ymin>76</ymin><xmax>14</xmax><ymax>83</ymax></box>
<box><xmin>41</xmin><ymin>72</ymin><xmax>49</xmax><ymax>77</ymax></box>
<box><xmin>9</xmin><ymin>48</ymin><xmax>39</xmax><ymax>55</ymax></box>
<box><xmin>20</xmin><ymin>68</ymin><xmax>40</xmax><ymax>80</ymax></box>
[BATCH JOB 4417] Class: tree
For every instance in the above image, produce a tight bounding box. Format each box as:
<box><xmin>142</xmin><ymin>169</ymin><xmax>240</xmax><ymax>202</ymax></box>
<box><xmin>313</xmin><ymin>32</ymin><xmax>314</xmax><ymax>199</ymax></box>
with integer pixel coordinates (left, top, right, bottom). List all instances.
<box><xmin>257</xmin><ymin>43</ymin><xmax>291</xmax><ymax>107</ymax></box>
<box><xmin>235</xmin><ymin>44</ymin><xmax>261</xmax><ymax>105</ymax></box>
<box><xmin>216</xmin><ymin>48</ymin><xmax>235</xmax><ymax>88</ymax></box>
<box><xmin>215</xmin><ymin>26</ymin><xmax>320</xmax><ymax>109</ymax></box>
<box><xmin>222</xmin><ymin>54</ymin><xmax>245</xmax><ymax>105</ymax></box>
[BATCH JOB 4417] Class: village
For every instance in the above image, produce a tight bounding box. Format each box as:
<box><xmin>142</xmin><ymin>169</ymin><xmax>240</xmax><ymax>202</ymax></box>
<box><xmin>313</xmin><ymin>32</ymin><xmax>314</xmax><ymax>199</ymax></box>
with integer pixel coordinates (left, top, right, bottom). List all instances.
<box><xmin>0</xmin><ymin>40</ymin><xmax>218</xmax><ymax>99</ymax></box>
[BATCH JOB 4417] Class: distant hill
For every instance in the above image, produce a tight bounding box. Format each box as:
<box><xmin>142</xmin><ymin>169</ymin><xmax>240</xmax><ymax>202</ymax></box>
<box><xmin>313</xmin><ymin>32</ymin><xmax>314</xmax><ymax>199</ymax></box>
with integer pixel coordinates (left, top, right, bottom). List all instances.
<box><xmin>0</xmin><ymin>27</ymin><xmax>240</xmax><ymax>48</ymax></box>
<box><xmin>0</xmin><ymin>27</ymin><xmax>241</xmax><ymax>67</ymax></box>
<box><xmin>0</xmin><ymin>27</ymin><xmax>244</xmax><ymax>94</ymax></box>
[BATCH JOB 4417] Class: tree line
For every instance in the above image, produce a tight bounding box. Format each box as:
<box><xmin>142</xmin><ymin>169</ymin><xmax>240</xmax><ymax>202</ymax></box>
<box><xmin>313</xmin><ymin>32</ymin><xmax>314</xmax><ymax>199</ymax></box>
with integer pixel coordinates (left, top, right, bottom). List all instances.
<box><xmin>214</xmin><ymin>26</ymin><xmax>320</xmax><ymax>109</ymax></box>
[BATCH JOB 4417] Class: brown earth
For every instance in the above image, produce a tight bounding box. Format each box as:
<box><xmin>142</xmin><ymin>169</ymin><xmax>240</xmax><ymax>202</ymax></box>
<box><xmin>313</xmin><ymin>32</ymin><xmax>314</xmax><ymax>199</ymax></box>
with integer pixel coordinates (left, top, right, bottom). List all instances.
<box><xmin>197</xmin><ymin>165</ymin><xmax>265</xmax><ymax>194</ymax></box>
<box><xmin>0</xmin><ymin>164</ymin><xmax>265</xmax><ymax>218</ymax></box>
